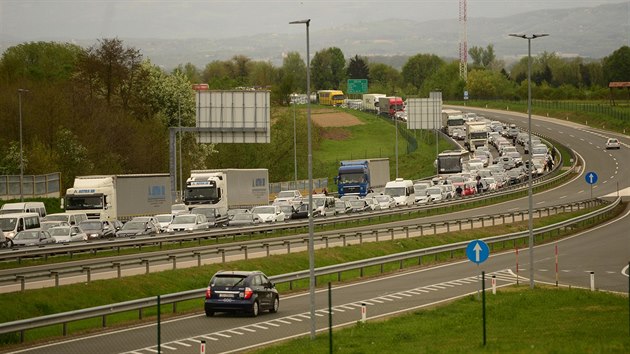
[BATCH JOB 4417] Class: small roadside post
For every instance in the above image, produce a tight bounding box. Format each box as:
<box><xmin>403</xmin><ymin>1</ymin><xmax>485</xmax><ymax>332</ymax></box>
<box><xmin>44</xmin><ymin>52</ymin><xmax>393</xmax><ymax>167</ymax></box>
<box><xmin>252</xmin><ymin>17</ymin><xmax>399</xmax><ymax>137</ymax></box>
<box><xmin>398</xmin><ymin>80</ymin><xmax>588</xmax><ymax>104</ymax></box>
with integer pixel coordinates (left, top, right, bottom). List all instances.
<box><xmin>467</xmin><ymin>240</ymin><xmax>490</xmax><ymax>346</ymax></box>
<box><xmin>585</xmin><ymin>171</ymin><xmax>598</xmax><ymax>199</ymax></box>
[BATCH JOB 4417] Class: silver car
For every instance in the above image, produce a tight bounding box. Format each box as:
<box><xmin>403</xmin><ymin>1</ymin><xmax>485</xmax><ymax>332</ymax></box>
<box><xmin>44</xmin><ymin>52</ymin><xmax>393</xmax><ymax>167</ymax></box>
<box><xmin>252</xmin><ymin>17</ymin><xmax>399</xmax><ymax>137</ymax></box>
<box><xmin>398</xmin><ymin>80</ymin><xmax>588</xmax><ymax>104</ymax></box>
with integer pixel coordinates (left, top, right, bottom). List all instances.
<box><xmin>49</xmin><ymin>225</ymin><xmax>87</xmax><ymax>243</ymax></box>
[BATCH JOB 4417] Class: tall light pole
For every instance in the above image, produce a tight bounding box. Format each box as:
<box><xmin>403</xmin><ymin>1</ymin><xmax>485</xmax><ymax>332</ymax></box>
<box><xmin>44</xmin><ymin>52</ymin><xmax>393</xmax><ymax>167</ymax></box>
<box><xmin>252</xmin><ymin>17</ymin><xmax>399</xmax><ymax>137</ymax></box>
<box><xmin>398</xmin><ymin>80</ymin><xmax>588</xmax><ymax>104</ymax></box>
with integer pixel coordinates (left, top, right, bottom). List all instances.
<box><xmin>293</xmin><ymin>98</ymin><xmax>298</xmax><ymax>186</ymax></box>
<box><xmin>509</xmin><ymin>33</ymin><xmax>548</xmax><ymax>289</ymax></box>
<box><xmin>17</xmin><ymin>89</ymin><xmax>29</xmax><ymax>202</ymax></box>
<box><xmin>290</xmin><ymin>18</ymin><xmax>315</xmax><ymax>339</ymax></box>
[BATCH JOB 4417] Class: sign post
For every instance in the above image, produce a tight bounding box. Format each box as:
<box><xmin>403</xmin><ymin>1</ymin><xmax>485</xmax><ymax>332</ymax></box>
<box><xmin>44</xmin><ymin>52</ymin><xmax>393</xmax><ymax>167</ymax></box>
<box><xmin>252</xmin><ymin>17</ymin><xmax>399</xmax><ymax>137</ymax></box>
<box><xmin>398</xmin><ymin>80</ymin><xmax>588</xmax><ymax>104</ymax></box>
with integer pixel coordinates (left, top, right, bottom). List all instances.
<box><xmin>585</xmin><ymin>171</ymin><xmax>598</xmax><ymax>199</ymax></box>
<box><xmin>467</xmin><ymin>240</ymin><xmax>490</xmax><ymax>346</ymax></box>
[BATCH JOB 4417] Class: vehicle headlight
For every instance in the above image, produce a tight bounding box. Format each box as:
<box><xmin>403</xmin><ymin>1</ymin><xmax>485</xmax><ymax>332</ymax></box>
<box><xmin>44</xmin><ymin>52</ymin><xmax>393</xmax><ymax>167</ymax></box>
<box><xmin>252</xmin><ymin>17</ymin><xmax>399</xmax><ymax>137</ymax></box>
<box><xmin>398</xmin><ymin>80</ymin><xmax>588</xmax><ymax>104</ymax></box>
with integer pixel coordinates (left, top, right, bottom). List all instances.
<box><xmin>89</xmin><ymin>233</ymin><xmax>99</xmax><ymax>238</ymax></box>
<box><xmin>7</xmin><ymin>232</ymin><xmax>15</xmax><ymax>239</ymax></box>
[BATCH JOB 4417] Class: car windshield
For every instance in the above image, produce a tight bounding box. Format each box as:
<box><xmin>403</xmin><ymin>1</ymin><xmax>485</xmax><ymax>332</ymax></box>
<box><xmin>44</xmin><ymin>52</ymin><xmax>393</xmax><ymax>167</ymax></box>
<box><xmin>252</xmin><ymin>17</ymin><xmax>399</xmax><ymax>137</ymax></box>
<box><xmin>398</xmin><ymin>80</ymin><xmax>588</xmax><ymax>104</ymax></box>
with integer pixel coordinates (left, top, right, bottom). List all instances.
<box><xmin>312</xmin><ymin>198</ymin><xmax>325</xmax><ymax>207</ymax></box>
<box><xmin>349</xmin><ymin>200</ymin><xmax>365</xmax><ymax>207</ymax></box>
<box><xmin>385</xmin><ymin>187</ymin><xmax>406</xmax><ymax>197</ymax></box>
<box><xmin>122</xmin><ymin>221</ymin><xmax>145</xmax><ymax>230</ymax></box>
<box><xmin>171</xmin><ymin>204</ymin><xmax>187</xmax><ymax>212</ymax></box>
<box><xmin>45</xmin><ymin>215</ymin><xmax>68</xmax><ymax>222</ymax></box>
<box><xmin>277</xmin><ymin>191</ymin><xmax>297</xmax><ymax>198</ymax></box>
<box><xmin>173</xmin><ymin>215</ymin><xmax>196</xmax><ymax>224</ymax></box>
<box><xmin>50</xmin><ymin>227</ymin><xmax>70</xmax><ymax>236</ymax></box>
<box><xmin>375</xmin><ymin>196</ymin><xmax>389</xmax><ymax>203</ymax></box>
<box><xmin>252</xmin><ymin>206</ymin><xmax>276</xmax><ymax>214</ymax></box>
<box><xmin>233</xmin><ymin>213</ymin><xmax>253</xmax><ymax>221</ymax></box>
<box><xmin>278</xmin><ymin>206</ymin><xmax>293</xmax><ymax>214</ymax></box>
<box><xmin>427</xmin><ymin>187</ymin><xmax>442</xmax><ymax>195</ymax></box>
<box><xmin>212</xmin><ymin>275</ymin><xmax>247</xmax><ymax>287</ymax></box>
<box><xmin>14</xmin><ymin>231</ymin><xmax>40</xmax><ymax>240</ymax></box>
<box><xmin>156</xmin><ymin>215</ymin><xmax>173</xmax><ymax>222</ymax></box>
<box><xmin>0</xmin><ymin>217</ymin><xmax>18</xmax><ymax>231</ymax></box>
<box><xmin>80</xmin><ymin>221</ymin><xmax>102</xmax><ymax>230</ymax></box>
<box><xmin>413</xmin><ymin>185</ymin><xmax>427</xmax><ymax>194</ymax></box>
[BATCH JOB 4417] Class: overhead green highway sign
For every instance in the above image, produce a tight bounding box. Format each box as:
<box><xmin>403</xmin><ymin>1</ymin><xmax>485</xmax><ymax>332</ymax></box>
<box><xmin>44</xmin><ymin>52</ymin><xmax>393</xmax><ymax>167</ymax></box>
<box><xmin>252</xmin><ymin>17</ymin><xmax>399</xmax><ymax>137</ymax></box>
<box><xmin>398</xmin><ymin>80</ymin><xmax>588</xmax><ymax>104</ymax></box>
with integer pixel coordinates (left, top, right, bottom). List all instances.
<box><xmin>347</xmin><ymin>79</ymin><xmax>368</xmax><ymax>94</ymax></box>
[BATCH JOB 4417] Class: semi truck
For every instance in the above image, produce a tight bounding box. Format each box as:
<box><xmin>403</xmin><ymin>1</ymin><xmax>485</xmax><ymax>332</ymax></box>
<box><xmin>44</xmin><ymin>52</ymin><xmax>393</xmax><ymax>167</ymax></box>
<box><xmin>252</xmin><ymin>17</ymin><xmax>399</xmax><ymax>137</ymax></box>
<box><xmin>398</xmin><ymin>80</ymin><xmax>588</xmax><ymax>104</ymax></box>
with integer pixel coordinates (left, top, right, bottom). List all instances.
<box><xmin>378</xmin><ymin>96</ymin><xmax>404</xmax><ymax>117</ymax></box>
<box><xmin>441</xmin><ymin>109</ymin><xmax>466</xmax><ymax>137</ymax></box>
<box><xmin>362</xmin><ymin>93</ymin><xmax>386</xmax><ymax>112</ymax></box>
<box><xmin>64</xmin><ymin>174</ymin><xmax>173</xmax><ymax>221</ymax></box>
<box><xmin>183</xmin><ymin>169</ymin><xmax>269</xmax><ymax>217</ymax></box>
<box><xmin>335</xmin><ymin>158</ymin><xmax>390</xmax><ymax>197</ymax></box>
<box><xmin>465</xmin><ymin>121</ymin><xmax>489</xmax><ymax>152</ymax></box>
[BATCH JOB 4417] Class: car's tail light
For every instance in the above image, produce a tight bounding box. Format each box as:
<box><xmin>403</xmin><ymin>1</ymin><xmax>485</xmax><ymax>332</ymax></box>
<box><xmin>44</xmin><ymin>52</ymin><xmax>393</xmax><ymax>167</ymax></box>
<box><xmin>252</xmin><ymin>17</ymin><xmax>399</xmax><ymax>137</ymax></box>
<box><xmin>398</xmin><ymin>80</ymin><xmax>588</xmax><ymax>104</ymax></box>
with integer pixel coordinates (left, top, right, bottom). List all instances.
<box><xmin>205</xmin><ymin>286</ymin><xmax>212</xmax><ymax>299</ymax></box>
<box><xmin>243</xmin><ymin>287</ymin><xmax>253</xmax><ymax>299</ymax></box>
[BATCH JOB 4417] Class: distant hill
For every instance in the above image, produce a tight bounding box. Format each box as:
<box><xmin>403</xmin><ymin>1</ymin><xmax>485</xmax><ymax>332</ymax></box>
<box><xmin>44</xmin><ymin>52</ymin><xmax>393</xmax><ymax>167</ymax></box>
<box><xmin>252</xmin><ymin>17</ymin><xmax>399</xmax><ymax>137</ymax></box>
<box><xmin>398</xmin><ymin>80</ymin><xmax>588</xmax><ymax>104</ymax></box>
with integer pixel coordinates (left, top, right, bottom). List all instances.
<box><xmin>2</xmin><ymin>2</ymin><xmax>628</xmax><ymax>70</ymax></box>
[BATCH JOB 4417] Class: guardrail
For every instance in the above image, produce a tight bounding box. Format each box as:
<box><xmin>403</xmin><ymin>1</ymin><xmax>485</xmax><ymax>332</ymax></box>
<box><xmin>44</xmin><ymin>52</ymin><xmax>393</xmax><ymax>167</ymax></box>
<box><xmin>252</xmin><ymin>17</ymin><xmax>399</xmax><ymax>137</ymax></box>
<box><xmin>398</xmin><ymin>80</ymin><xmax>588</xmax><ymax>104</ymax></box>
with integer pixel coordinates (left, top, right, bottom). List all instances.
<box><xmin>0</xmin><ymin>148</ymin><xmax>576</xmax><ymax>266</ymax></box>
<box><xmin>0</xmin><ymin>196</ymin><xmax>621</xmax><ymax>343</ymax></box>
<box><xmin>0</xmin><ymin>199</ymin><xmax>604</xmax><ymax>292</ymax></box>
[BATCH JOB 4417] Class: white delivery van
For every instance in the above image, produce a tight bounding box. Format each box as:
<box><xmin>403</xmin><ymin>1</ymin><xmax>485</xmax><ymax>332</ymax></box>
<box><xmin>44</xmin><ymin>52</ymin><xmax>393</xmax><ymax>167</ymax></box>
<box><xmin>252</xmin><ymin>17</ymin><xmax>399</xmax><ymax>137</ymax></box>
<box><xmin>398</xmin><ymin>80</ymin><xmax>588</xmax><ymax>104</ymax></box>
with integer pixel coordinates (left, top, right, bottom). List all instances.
<box><xmin>384</xmin><ymin>178</ymin><xmax>415</xmax><ymax>206</ymax></box>
<box><xmin>0</xmin><ymin>212</ymin><xmax>42</xmax><ymax>240</ymax></box>
<box><xmin>0</xmin><ymin>202</ymin><xmax>47</xmax><ymax>219</ymax></box>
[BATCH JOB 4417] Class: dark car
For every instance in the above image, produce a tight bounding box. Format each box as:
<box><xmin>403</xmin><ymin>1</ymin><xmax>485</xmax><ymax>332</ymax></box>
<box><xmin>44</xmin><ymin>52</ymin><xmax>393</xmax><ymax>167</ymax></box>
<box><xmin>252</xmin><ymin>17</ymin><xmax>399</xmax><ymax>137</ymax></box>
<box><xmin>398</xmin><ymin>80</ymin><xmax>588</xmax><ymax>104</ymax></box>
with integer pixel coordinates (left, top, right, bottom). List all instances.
<box><xmin>292</xmin><ymin>203</ymin><xmax>310</xmax><ymax>219</ymax></box>
<box><xmin>11</xmin><ymin>230</ymin><xmax>56</xmax><ymax>247</ymax></box>
<box><xmin>204</xmin><ymin>270</ymin><xmax>279</xmax><ymax>317</ymax></box>
<box><xmin>115</xmin><ymin>219</ymin><xmax>159</xmax><ymax>237</ymax></box>
<box><xmin>79</xmin><ymin>220</ymin><xmax>116</xmax><ymax>239</ymax></box>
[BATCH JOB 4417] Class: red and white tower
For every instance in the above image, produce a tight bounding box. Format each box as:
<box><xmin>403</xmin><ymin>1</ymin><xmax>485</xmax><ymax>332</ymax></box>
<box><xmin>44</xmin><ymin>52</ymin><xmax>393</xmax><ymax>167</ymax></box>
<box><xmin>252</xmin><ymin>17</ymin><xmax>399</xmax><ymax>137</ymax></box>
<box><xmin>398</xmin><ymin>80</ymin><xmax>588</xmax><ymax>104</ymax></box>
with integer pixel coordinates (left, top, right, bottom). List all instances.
<box><xmin>459</xmin><ymin>0</ymin><xmax>468</xmax><ymax>82</ymax></box>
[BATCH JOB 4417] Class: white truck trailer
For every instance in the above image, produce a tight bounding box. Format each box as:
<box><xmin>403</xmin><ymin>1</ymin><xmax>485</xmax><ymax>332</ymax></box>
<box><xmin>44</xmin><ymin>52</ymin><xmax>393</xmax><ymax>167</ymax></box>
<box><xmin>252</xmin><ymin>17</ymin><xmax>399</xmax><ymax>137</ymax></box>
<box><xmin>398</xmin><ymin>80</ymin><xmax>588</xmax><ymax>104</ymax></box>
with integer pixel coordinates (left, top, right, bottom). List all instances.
<box><xmin>64</xmin><ymin>174</ymin><xmax>173</xmax><ymax>221</ymax></box>
<box><xmin>362</xmin><ymin>93</ymin><xmax>386</xmax><ymax>112</ymax></box>
<box><xmin>183</xmin><ymin>169</ymin><xmax>269</xmax><ymax>217</ymax></box>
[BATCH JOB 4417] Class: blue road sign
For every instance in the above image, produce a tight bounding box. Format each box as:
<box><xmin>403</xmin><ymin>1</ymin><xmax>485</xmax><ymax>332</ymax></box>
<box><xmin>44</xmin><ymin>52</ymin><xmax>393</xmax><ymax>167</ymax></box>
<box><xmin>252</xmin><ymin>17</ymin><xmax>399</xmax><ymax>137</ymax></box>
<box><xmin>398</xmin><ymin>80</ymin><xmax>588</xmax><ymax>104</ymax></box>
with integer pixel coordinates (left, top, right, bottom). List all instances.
<box><xmin>585</xmin><ymin>171</ymin><xmax>598</xmax><ymax>185</ymax></box>
<box><xmin>466</xmin><ymin>240</ymin><xmax>489</xmax><ymax>264</ymax></box>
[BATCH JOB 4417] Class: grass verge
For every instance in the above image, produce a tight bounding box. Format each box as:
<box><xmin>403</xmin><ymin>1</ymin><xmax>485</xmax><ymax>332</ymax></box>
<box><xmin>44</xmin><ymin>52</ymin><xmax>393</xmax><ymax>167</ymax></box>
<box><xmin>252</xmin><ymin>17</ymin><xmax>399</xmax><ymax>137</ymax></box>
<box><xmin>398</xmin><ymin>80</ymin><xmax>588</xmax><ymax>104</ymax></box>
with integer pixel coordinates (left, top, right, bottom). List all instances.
<box><xmin>253</xmin><ymin>285</ymin><xmax>630</xmax><ymax>354</ymax></box>
<box><xmin>0</xmin><ymin>202</ymin><xmax>623</xmax><ymax>347</ymax></box>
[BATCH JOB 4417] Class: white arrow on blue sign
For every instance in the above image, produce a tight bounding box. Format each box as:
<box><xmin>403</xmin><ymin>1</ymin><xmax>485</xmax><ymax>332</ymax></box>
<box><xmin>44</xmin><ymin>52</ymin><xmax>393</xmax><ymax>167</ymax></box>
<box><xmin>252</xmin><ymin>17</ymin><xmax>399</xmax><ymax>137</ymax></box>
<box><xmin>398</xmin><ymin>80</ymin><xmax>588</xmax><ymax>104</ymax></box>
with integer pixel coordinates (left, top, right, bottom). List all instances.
<box><xmin>585</xmin><ymin>171</ymin><xmax>598</xmax><ymax>185</ymax></box>
<box><xmin>466</xmin><ymin>240</ymin><xmax>489</xmax><ymax>264</ymax></box>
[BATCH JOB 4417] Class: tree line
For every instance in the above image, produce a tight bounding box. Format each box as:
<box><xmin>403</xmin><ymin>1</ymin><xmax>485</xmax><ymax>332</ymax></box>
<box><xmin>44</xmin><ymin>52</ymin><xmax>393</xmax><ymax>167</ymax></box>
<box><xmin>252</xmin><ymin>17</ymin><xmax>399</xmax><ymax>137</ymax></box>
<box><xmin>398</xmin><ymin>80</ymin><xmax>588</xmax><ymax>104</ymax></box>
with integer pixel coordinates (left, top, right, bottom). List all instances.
<box><xmin>1</xmin><ymin>38</ymin><xmax>628</xmax><ymax>191</ymax></box>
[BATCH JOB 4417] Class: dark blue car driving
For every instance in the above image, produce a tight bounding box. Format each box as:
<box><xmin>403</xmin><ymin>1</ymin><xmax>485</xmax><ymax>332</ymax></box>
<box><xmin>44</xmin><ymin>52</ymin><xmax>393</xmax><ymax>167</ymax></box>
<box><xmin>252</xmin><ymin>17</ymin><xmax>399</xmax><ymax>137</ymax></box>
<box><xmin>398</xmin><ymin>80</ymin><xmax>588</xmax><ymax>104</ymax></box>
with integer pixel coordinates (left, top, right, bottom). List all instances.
<box><xmin>204</xmin><ymin>270</ymin><xmax>279</xmax><ymax>317</ymax></box>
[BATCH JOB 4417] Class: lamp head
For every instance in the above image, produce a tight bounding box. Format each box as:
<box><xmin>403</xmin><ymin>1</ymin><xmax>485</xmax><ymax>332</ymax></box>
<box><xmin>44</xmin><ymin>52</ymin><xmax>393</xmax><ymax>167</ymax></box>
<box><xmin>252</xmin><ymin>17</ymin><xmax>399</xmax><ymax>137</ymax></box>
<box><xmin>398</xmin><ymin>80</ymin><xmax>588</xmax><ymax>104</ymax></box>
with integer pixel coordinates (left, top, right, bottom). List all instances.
<box><xmin>289</xmin><ymin>19</ymin><xmax>310</xmax><ymax>25</ymax></box>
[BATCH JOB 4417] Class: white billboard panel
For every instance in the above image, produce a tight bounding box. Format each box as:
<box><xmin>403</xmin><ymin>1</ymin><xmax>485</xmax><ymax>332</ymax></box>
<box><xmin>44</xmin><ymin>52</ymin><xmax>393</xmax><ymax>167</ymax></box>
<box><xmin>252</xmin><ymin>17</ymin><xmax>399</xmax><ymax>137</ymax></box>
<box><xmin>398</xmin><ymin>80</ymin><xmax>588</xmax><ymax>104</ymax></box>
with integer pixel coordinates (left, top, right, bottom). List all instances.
<box><xmin>196</xmin><ymin>90</ymin><xmax>271</xmax><ymax>143</ymax></box>
<box><xmin>407</xmin><ymin>97</ymin><xmax>443</xmax><ymax>130</ymax></box>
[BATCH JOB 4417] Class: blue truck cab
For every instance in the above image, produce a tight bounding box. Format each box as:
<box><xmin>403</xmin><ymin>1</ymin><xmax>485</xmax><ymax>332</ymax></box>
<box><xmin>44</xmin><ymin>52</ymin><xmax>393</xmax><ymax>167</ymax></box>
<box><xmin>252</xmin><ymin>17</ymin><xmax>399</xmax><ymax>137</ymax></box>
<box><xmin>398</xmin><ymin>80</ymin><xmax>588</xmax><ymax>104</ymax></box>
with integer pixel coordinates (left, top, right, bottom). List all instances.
<box><xmin>336</xmin><ymin>160</ymin><xmax>370</xmax><ymax>197</ymax></box>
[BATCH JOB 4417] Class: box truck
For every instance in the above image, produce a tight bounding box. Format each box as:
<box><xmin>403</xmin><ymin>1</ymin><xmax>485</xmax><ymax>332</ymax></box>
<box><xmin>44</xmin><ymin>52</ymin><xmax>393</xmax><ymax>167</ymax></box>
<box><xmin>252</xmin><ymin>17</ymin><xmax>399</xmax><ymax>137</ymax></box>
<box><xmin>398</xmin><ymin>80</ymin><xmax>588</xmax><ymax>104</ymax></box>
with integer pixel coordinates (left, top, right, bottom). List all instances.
<box><xmin>362</xmin><ymin>93</ymin><xmax>386</xmax><ymax>112</ymax></box>
<box><xmin>335</xmin><ymin>158</ymin><xmax>390</xmax><ymax>197</ymax></box>
<box><xmin>64</xmin><ymin>174</ymin><xmax>173</xmax><ymax>221</ymax></box>
<box><xmin>378</xmin><ymin>96</ymin><xmax>404</xmax><ymax>117</ymax></box>
<box><xmin>183</xmin><ymin>169</ymin><xmax>269</xmax><ymax>217</ymax></box>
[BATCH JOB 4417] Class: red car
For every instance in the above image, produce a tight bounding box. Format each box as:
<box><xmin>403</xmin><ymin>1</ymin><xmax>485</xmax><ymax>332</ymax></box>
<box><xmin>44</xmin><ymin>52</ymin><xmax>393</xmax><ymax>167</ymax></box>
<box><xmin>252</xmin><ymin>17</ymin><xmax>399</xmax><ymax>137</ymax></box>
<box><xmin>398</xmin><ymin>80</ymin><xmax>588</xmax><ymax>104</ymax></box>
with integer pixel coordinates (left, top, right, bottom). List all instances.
<box><xmin>462</xmin><ymin>182</ymin><xmax>477</xmax><ymax>196</ymax></box>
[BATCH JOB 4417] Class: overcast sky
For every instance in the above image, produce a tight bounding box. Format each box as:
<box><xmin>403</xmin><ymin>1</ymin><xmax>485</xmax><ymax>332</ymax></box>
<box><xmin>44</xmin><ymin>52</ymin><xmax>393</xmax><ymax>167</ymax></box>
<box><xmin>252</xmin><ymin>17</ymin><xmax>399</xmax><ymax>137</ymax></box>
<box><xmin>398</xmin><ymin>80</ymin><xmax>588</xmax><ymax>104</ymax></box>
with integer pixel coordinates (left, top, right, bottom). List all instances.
<box><xmin>1</xmin><ymin>0</ymin><xmax>627</xmax><ymax>41</ymax></box>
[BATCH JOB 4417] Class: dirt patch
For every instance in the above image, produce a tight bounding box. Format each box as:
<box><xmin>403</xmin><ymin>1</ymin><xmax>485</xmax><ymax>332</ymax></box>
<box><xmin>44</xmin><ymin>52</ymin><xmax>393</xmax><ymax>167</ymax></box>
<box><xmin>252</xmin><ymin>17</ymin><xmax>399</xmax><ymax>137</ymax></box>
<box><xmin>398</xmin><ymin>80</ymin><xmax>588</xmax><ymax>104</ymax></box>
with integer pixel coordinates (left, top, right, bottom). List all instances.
<box><xmin>311</xmin><ymin>109</ymin><xmax>364</xmax><ymax>128</ymax></box>
<box><xmin>321</xmin><ymin>128</ymin><xmax>352</xmax><ymax>140</ymax></box>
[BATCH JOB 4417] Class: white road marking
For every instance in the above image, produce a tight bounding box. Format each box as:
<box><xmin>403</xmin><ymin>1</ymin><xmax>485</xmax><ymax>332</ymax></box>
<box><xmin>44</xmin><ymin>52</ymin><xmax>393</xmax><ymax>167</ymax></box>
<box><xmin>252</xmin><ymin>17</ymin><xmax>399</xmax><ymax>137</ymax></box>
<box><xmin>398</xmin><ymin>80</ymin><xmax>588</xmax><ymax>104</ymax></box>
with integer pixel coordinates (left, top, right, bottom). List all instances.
<box><xmin>215</xmin><ymin>332</ymin><xmax>232</xmax><ymax>338</ymax></box>
<box><xmin>559</xmin><ymin>195</ymin><xmax>566</xmax><ymax>199</ymax></box>
<box><xmin>273</xmin><ymin>319</ymin><xmax>292</xmax><ymax>324</ymax></box>
<box><xmin>173</xmin><ymin>341</ymin><xmax>191</xmax><ymax>347</ymax></box>
<box><xmin>252</xmin><ymin>324</ymin><xmax>269</xmax><ymax>330</ymax></box>
<box><xmin>240</xmin><ymin>327</ymin><xmax>257</xmax><ymax>332</ymax></box>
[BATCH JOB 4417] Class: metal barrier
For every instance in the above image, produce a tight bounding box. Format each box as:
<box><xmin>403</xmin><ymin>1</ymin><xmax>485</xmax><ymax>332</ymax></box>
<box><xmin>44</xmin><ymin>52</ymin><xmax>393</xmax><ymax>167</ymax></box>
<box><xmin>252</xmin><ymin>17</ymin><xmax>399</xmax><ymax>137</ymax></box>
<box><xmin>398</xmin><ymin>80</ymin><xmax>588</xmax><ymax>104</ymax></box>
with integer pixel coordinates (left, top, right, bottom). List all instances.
<box><xmin>0</xmin><ymin>196</ymin><xmax>620</xmax><ymax>341</ymax></box>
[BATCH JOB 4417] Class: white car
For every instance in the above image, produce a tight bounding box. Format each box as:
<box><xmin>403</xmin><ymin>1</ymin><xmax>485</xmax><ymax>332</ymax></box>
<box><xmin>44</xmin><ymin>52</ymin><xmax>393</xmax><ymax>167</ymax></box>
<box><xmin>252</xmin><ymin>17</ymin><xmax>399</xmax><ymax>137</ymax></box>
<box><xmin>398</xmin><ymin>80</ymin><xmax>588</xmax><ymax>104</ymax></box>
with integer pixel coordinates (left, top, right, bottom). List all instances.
<box><xmin>154</xmin><ymin>213</ymin><xmax>175</xmax><ymax>232</ymax></box>
<box><xmin>49</xmin><ymin>225</ymin><xmax>87</xmax><ymax>243</ymax></box>
<box><xmin>373</xmin><ymin>195</ymin><xmax>396</xmax><ymax>209</ymax></box>
<box><xmin>605</xmin><ymin>138</ymin><xmax>621</xmax><ymax>149</ymax></box>
<box><xmin>273</xmin><ymin>190</ymin><xmax>303</xmax><ymax>207</ymax></box>
<box><xmin>251</xmin><ymin>205</ymin><xmax>286</xmax><ymax>223</ymax></box>
<box><xmin>426</xmin><ymin>186</ymin><xmax>445</xmax><ymax>202</ymax></box>
<box><xmin>167</xmin><ymin>213</ymin><xmax>209</xmax><ymax>232</ymax></box>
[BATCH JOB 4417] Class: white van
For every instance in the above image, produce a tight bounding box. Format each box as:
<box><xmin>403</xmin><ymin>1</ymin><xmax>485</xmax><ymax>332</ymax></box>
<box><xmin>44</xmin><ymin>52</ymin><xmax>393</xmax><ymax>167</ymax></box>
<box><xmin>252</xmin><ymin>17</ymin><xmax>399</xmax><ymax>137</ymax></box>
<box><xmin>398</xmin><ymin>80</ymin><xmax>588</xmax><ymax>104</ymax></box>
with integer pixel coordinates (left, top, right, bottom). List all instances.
<box><xmin>45</xmin><ymin>212</ymin><xmax>89</xmax><ymax>226</ymax></box>
<box><xmin>384</xmin><ymin>178</ymin><xmax>415</xmax><ymax>206</ymax></box>
<box><xmin>0</xmin><ymin>212</ymin><xmax>42</xmax><ymax>239</ymax></box>
<box><xmin>0</xmin><ymin>202</ymin><xmax>47</xmax><ymax>219</ymax></box>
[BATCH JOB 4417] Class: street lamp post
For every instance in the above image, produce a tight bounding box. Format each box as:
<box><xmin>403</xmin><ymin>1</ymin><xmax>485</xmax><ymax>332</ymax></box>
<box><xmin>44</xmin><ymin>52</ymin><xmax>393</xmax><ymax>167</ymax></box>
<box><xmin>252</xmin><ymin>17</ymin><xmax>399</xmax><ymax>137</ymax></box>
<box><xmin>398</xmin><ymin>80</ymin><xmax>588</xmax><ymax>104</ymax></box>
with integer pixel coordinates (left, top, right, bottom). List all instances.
<box><xmin>293</xmin><ymin>99</ymin><xmax>298</xmax><ymax>185</ymax></box>
<box><xmin>17</xmin><ymin>89</ymin><xmax>29</xmax><ymax>202</ymax></box>
<box><xmin>509</xmin><ymin>33</ymin><xmax>548</xmax><ymax>289</ymax></box>
<box><xmin>290</xmin><ymin>18</ymin><xmax>315</xmax><ymax>340</ymax></box>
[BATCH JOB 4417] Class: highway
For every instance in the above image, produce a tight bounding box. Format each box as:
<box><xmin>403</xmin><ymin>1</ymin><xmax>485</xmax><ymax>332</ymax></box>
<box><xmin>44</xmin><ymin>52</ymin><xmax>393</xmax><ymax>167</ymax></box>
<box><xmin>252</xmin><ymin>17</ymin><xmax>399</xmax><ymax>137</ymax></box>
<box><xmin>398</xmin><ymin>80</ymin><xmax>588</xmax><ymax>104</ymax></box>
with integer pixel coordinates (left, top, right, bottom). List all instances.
<box><xmin>7</xmin><ymin>108</ymin><xmax>630</xmax><ymax>354</ymax></box>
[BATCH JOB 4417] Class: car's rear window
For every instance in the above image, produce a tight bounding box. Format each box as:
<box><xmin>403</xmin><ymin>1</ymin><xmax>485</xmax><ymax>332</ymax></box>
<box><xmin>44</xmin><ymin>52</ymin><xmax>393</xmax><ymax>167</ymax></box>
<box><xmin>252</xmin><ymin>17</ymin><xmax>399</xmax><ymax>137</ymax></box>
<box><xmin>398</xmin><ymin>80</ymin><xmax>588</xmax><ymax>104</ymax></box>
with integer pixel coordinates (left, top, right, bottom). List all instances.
<box><xmin>212</xmin><ymin>275</ymin><xmax>247</xmax><ymax>287</ymax></box>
